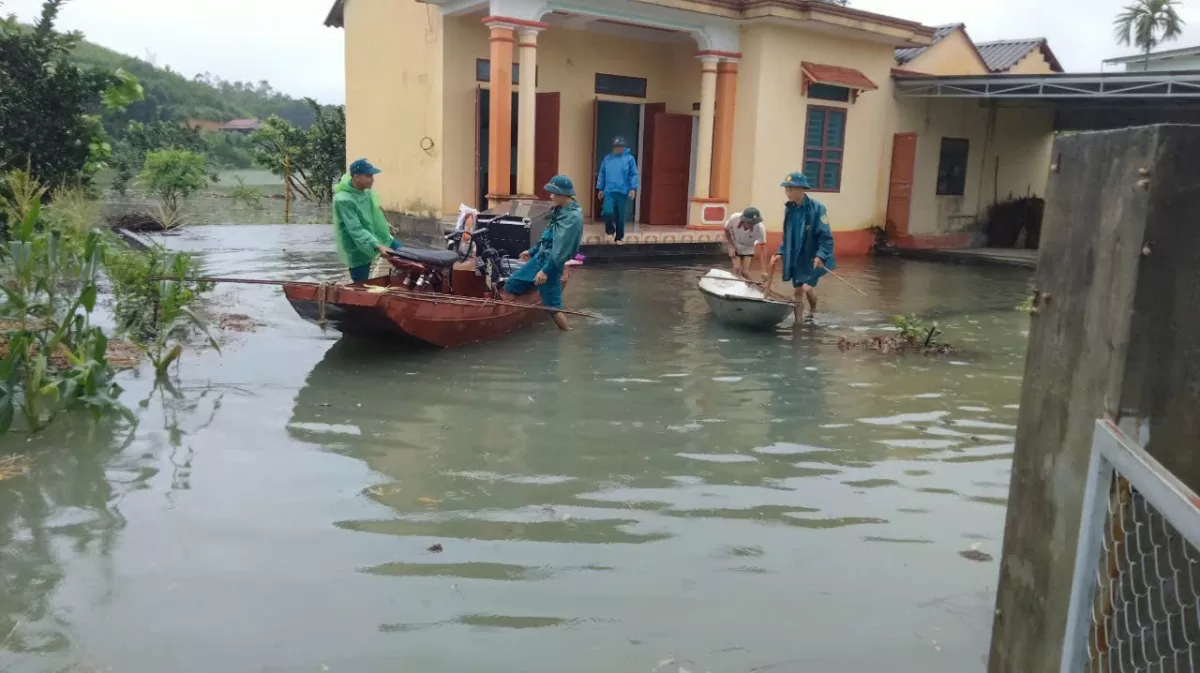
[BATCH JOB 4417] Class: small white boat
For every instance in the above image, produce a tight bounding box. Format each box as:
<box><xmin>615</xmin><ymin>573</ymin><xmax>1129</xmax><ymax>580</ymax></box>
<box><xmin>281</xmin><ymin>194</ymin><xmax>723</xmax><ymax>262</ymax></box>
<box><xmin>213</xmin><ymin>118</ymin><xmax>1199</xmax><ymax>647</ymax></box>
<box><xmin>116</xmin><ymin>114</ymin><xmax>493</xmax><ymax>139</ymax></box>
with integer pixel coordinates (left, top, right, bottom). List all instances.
<box><xmin>698</xmin><ymin>269</ymin><xmax>793</xmax><ymax>330</ymax></box>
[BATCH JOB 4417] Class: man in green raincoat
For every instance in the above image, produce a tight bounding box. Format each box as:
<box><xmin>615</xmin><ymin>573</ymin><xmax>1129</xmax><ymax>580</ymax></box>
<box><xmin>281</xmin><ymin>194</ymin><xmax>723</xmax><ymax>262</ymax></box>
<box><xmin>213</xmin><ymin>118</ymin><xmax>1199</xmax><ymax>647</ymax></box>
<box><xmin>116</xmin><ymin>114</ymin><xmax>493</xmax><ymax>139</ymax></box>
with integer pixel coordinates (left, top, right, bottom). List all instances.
<box><xmin>770</xmin><ymin>172</ymin><xmax>835</xmax><ymax>325</ymax></box>
<box><xmin>504</xmin><ymin>175</ymin><xmax>584</xmax><ymax>331</ymax></box>
<box><xmin>333</xmin><ymin>158</ymin><xmax>403</xmax><ymax>282</ymax></box>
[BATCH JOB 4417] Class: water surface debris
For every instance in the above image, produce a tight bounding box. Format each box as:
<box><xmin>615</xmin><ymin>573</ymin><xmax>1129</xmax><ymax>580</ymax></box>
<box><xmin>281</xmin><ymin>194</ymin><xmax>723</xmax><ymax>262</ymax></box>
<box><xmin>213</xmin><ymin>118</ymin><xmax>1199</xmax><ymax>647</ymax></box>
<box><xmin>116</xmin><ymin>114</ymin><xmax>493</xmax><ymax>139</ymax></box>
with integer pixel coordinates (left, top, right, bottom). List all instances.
<box><xmin>958</xmin><ymin>548</ymin><xmax>994</xmax><ymax>562</ymax></box>
<box><xmin>837</xmin><ymin>335</ymin><xmax>957</xmax><ymax>356</ymax></box>
<box><xmin>0</xmin><ymin>454</ymin><xmax>34</xmax><ymax>481</ymax></box>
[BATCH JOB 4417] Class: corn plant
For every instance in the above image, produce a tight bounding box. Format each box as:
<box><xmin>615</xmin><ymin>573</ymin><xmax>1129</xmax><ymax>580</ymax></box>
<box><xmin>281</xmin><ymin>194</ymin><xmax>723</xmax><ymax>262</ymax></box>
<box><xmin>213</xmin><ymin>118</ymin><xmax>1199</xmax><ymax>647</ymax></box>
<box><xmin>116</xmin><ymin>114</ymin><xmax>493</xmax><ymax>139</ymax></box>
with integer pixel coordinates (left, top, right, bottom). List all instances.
<box><xmin>104</xmin><ymin>239</ymin><xmax>217</xmax><ymax>378</ymax></box>
<box><xmin>0</xmin><ymin>201</ymin><xmax>132</xmax><ymax>432</ymax></box>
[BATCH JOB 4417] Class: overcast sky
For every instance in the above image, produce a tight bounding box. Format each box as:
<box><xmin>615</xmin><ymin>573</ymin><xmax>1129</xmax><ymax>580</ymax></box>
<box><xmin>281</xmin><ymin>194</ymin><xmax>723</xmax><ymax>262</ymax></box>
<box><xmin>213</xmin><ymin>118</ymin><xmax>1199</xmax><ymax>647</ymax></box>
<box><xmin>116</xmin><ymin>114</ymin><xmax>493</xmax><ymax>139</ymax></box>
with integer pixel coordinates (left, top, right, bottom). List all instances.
<box><xmin>6</xmin><ymin>0</ymin><xmax>1200</xmax><ymax>104</ymax></box>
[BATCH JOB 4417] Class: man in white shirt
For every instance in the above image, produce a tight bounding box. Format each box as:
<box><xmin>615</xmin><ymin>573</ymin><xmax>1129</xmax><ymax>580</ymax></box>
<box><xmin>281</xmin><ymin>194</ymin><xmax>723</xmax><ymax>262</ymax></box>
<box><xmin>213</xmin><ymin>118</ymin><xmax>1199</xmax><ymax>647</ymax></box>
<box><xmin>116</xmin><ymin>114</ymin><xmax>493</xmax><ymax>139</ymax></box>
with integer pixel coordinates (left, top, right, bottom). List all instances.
<box><xmin>723</xmin><ymin>207</ymin><xmax>766</xmax><ymax>280</ymax></box>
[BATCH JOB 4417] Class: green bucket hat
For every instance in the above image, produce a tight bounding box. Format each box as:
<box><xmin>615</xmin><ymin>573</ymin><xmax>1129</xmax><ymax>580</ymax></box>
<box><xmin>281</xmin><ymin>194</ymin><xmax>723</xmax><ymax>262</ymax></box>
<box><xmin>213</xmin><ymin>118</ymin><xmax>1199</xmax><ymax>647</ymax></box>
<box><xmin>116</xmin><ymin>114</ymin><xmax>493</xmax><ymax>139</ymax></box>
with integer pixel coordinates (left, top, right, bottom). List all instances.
<box><xmin>780</xmin><ymin>171</ymin><xmax>813</xmax><ymax>189</ymax></box>
<box><xmin>741</xmin><ymin>207</ymin><xmax>763</xmax><ymax>224</ymax></box>
<box><xmin>544</xmin><ymin>174</ymin><xmax>576</xmax><ymax>197</ymax></box>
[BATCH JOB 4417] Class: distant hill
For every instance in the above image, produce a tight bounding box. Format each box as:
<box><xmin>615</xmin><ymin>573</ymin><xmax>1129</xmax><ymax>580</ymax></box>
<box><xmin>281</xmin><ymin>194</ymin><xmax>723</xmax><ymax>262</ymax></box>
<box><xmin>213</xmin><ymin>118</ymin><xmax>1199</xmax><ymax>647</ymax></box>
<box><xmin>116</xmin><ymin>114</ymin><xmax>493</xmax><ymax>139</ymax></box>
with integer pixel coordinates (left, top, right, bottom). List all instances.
<box><xmin>70</xmin><ymin>36</ymin><xmax>326</xmax><ymax>132</ymax></box>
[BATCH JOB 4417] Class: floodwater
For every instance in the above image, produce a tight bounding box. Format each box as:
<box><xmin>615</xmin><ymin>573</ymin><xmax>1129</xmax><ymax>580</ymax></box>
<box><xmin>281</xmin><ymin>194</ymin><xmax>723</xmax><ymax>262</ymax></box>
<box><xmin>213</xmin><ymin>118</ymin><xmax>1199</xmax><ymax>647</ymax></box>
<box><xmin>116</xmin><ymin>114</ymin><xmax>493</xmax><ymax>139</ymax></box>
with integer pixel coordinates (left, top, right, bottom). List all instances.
<box><xmin>0</xmin><ymin>225</ymin><xmax>1033</xmax><ymax>673</ymax></box>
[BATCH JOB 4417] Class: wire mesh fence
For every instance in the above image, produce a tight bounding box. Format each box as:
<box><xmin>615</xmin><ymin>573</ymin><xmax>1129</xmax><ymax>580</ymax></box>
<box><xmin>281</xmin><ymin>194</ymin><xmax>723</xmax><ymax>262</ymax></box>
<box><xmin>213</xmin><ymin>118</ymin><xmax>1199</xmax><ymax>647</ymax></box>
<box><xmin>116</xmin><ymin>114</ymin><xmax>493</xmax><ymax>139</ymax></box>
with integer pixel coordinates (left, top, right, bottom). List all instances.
<box><xmin>1061</xmin><ymin>421</ymin><xmax>1200</xmax><ymax>673</ymax></box>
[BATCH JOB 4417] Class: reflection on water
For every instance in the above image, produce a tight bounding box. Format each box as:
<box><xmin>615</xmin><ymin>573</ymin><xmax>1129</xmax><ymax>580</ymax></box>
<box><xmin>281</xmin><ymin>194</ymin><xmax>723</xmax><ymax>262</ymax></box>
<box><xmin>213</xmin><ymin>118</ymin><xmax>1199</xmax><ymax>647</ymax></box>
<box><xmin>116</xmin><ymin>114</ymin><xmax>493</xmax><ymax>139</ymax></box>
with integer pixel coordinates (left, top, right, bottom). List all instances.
<box><xmin>0</xmin><ymin>225</ymin><xmax>1032</xmax><ymax>672</ymax></box>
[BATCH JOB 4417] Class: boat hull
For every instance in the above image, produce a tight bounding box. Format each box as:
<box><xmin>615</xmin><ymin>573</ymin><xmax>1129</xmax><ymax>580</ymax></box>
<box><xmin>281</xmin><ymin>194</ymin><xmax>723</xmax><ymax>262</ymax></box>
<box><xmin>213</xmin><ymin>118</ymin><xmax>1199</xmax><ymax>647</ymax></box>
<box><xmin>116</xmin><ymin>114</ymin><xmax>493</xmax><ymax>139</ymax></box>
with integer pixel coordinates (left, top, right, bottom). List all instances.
<box><xmin>283</xmin><ymin>275</ymin><xmax>552</xmax><ymax>348</ymax></box>
<box><xmin>698</xmin><ymin>269</ymin><xmax>792</xmax><ymax>330</ymax></box>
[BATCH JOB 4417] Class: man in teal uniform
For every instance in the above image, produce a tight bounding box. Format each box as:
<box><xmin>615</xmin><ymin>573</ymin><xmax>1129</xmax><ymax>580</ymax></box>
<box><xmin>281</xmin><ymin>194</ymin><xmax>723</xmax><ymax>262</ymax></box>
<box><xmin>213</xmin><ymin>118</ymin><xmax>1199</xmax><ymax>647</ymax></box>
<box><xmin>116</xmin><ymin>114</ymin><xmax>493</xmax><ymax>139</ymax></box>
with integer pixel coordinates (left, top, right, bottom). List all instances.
<box><xmin>505</xmin><ymin>175</ymin><xmax>584</xmax><ymax>331</ymax></box>
<box><xmin>596</xmin><ymin>137</ymin><xmax>639</xmax><ymax>243</ymax></box>
<box><xmin>770</xmin><ymin>172</ymin><xmax>835</xmax><ymax>325</ymax></box>
<box><xmin>332</xmin><ymin>158</ymin><xmax>402</xmax><ymax>283</ymax></box>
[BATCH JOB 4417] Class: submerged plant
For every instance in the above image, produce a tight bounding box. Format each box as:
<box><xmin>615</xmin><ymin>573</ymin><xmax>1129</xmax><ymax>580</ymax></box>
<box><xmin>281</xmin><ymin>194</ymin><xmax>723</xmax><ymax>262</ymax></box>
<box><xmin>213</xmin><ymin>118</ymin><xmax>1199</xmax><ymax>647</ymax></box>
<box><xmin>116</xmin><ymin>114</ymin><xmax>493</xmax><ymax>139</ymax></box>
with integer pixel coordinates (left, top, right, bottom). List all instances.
<box><xmin>891</xmin><ymin>313</ymin><xmax>942</xmax><ymax>346</ymax></box>
<box><xmin>0</xmin><ymin>201</ymin><xmax>132</xmax><ymax>432</ymax></box>
<box><xmin>228</xmin><ymin>176</ymin><xmax>265</xmax><ymax>210</ymax></box>
<box><xmin>839</xmin><ymin>314</ymin><xmax>953</xmax><ymax>356</ymax></box>
<box><xmin>104</xmin><ymin>239</ymin><xmax>216</xmax><ymax>377</ymax></box>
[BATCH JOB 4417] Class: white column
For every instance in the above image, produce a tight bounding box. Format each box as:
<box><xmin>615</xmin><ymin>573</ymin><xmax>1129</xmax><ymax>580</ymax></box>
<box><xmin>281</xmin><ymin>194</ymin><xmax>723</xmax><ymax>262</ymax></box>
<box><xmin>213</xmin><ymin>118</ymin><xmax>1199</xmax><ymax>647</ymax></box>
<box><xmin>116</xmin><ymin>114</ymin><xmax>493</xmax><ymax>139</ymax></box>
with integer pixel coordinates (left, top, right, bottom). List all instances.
<box><xmin>693</xmin><ymin>55</ymin><xmax>719</xmax><ymax>200</ymax></box>
<box><xmin>516</xmin><ymin>27</ymin><xmax>540</xmax><ymax>195</ymax></box>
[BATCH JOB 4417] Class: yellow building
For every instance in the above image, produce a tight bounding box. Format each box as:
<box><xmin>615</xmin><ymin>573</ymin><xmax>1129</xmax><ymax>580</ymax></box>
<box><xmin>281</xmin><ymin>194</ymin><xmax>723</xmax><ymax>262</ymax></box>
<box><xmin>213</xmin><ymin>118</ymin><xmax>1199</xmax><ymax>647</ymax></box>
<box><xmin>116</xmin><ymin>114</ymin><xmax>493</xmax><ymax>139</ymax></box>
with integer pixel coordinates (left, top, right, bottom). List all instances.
<box><xmin>325</xmin><ymin>0</ymin><xmax>1062</xmax><ymax>255</ymax></box>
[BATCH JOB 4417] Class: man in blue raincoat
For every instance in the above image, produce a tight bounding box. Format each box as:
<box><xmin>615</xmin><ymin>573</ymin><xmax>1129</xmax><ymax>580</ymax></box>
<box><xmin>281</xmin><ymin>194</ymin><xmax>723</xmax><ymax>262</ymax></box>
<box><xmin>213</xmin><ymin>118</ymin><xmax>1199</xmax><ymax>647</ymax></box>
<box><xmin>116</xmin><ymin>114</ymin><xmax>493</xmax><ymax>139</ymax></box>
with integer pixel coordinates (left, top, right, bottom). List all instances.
<box><xmin>596</xmin><ymin>136</ymin><xmax>639</xmax><ymax>243</ymax></box>
<box><xmin>770</xmin><ymin>172</ymin><xmax>835</xmax><ymax>325</ymax></box>
<box><xmin>505</xmin><ymin>175</ymin><xmax>584</xmax><ymax>331</ymax></box>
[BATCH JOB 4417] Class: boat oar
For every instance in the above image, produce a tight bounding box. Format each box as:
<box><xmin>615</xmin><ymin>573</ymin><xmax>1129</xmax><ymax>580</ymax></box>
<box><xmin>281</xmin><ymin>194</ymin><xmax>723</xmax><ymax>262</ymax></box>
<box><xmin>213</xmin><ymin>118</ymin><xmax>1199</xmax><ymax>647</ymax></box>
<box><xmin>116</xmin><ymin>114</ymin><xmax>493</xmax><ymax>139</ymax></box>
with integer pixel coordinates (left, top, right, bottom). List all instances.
<box><xmin>759</xmin><ymin>256</ymin><xmax>778</xmax><ymax>296</ymax></box>
<box><xmin>150</xmin><ymin>276</ymin><xmax>603</xmax><ymax>320</ymax></box>
<box><xmin>826</xmin><ymin>269</ymin><xmax>869</xmax><ymax>297</ymax></box>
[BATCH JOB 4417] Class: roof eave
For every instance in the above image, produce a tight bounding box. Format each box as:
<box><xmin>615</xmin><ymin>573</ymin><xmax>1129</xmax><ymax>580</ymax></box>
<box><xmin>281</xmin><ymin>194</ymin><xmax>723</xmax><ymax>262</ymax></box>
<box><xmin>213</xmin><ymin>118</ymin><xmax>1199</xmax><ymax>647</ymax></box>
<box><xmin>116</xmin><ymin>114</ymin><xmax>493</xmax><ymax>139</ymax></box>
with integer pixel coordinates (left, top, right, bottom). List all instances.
<box><xmin>1039</xmin><ymin>41</ymin><xmax>1064</xmax><ymax>73</ymax></box>
<box><xmin>1104</xmin><ymin>47</ymin><xmax>1200</xmax><ymax>64</ymax></box>
<box><xmin>325</xmin><ymin>0</ymin><xmax>345</xmax><ymax>28</ymax></box>
<box><xmin>738</xmin><ymin>3</ymin><xmax>934</xmax><ymax>46</ymax></box>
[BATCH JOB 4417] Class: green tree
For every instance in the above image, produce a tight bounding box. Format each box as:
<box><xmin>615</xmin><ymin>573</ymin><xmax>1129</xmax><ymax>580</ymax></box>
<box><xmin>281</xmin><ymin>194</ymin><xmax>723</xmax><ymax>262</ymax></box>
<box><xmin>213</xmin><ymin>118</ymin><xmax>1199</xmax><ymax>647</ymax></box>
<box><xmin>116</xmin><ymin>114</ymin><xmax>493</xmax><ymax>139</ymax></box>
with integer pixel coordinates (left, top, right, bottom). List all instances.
<box><xmin>1114</xmin><ymin>0</ymin><xmax>1187</xmax><ymax>65</ymax></box>
<box><xmin>138</xmin><ymin>149</ymin><xmax>208</xmax><ymax>212</ymax></box>
<box><xmin>203</xmin><ymin>131</ymin><xmax>255</xmax><ymax>170</ymax></box>
<box><xmin>0</xmin><ymin>0</ymin><xmax>142</xmax><ymax>190</ymax></box>
<box><xmin>110</xmin><ymin>120</ymin><xmax>208</xmax><ymax>194</ymax></box>
<box><xmin>251</xmin><ymin>100</ymin><xmax>346</xmax><ymax>204</ymax></box>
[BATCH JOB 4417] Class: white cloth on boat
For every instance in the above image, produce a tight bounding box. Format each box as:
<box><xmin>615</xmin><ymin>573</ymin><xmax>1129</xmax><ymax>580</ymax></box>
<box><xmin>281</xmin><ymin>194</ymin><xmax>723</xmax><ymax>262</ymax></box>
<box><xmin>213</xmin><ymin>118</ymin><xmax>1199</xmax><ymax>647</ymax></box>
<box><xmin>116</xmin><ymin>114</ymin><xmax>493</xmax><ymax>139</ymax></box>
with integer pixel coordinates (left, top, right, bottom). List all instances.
<box><xmin>724</xmin><ymin>212</ymin><xmax>766</xmax><ymax>256</ymax></box>
<box><xmin>455</xmin><ymin>204</ymin><xmax>479</xmax><ymax>232</ymax></box>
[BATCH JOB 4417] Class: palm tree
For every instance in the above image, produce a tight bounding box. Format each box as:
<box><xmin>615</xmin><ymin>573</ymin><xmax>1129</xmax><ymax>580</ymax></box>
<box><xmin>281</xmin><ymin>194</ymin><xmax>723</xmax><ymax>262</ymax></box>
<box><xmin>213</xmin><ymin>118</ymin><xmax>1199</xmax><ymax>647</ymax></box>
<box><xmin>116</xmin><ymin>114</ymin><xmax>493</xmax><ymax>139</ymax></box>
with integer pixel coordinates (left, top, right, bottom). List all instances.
<box><xmin>1113</xmin><ymin>0</ymin><xmax>1187</xmax><ymax>68</ymax></box>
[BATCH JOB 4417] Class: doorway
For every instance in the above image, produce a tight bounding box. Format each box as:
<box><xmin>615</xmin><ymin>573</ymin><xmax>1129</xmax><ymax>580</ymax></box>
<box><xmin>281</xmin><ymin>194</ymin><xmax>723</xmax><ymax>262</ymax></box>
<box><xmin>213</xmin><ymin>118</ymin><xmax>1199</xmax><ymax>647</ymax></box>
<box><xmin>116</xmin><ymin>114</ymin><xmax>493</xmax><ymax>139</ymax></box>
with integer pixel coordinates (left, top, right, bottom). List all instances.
<box><xmin>475</xmin><ymin>90</ymin><xmax>562</xmax><ymax>208</ymax></box>
<box><xmin>477</xmin><ymin>88</ymin><xmax>519</xmax><ymax>210</ymax></box>
<box><xmin>592</xmin><ymin>100</ymin><xmax>642</xmax><ymax>222</ymax></box>
<box><xmin>886</xmin><ymin>132</ymin><xmax>918</xmax><ymax>239</ymax></box>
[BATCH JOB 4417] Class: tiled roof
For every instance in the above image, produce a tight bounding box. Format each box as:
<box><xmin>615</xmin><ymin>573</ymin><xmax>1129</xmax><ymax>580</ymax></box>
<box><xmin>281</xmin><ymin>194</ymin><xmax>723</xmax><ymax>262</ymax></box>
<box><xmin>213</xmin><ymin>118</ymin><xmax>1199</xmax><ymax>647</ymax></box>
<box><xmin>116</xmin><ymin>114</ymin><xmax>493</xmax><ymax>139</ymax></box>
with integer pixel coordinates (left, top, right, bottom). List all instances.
<box><xmin>976</xmin><ymin>38</ymin><xmax>1064</xmax><ymax>73</ymax></box>
<box><xmin>894</xmin><ymin>23</ymin><xmax>962</xmax><ymax>64</ymax></box>
<box><xmin>219</xmin><ymin>119</ymin><xmax>261</xmax><ymax>130</ymax></box>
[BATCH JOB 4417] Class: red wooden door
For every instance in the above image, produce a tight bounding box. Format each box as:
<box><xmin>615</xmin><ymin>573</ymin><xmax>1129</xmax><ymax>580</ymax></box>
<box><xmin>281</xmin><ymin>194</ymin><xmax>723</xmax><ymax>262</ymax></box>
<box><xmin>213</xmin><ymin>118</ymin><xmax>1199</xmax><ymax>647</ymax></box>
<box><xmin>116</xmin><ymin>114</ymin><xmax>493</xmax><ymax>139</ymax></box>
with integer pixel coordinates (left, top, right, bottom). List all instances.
<box><xmin>533</xmin><ymin>92</ymin><xmax>560</xmax><ymax>200</ymax></box>
<box><xmin>886</xmin><ymin>132</ymin><xmax>918</xmax><ymax>238</ymax></box>
<box><xmin>639</xmin><ymin>102</ymin><xmax>666</xmax><ymax>223</ymax></box>
<box><xmin>647</xmin><ymin>113</ymin><xmax>692</xmax><ymax>226</ymax></box>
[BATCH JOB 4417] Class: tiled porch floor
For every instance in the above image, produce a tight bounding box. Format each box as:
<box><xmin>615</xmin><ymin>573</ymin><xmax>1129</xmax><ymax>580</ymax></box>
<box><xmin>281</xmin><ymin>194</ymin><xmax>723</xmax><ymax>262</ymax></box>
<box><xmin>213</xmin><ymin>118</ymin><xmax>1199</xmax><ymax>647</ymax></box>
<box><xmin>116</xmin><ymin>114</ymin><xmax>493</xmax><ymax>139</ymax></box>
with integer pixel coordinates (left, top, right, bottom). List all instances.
<box><xmin>580</xmin><ymin>222</ymin><xmax>723</xmax><ymax>246</ymax></box>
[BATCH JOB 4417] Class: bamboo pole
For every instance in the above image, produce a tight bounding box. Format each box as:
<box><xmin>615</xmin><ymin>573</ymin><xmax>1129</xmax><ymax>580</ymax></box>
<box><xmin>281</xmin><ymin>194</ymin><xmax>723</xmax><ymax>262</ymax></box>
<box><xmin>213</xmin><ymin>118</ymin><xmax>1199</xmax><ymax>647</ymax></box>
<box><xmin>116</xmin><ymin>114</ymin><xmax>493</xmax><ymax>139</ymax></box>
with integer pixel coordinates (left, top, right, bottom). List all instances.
<box><xmin>283</xmin><ymin>151</ymin><xmax>292</xmax><ymax>225</ymax></box>
<box><xmin>149</xmin><ymin>276</ymin><xmax>603</xmax><ymax>319</ymax></box>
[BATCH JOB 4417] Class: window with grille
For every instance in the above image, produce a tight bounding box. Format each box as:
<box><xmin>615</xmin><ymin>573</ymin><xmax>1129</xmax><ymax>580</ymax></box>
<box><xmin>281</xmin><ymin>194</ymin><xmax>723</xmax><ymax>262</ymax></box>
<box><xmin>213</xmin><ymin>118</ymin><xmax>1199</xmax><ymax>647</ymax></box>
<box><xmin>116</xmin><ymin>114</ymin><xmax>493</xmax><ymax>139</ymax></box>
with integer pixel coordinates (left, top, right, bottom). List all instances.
<box><xmin>595</xmin><ymin>73</ymin><xmax>648</xmax><ymax>99</ymax></box>
<box><xmin>936</xmin><ymin>137</ymin><xmax>970</xmax><ymax>196</ymax></box>
<box><xmin>803</xmin><ymin>106</ymin><xmax>846</xmax><ymax>192</ymax></box>
<box><xmin>807</xmin><ymin>83</ymin><xmax>852</xmax><ymax>103</ymax></box>
<box><xmin>476</xmin><ymin>59</ymin><xmax>530</xmax><ymax>85</ymax></box>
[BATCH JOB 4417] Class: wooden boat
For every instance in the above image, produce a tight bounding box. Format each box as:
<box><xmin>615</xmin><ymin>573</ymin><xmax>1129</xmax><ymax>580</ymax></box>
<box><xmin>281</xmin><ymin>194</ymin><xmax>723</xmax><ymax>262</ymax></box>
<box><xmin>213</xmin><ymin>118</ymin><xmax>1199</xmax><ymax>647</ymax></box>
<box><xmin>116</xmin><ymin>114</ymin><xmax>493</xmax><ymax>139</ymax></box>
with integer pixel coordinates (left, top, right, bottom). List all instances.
<box><xmin>697</xmin><ymin>268</ymin><xmax>792</xmax><ymax>330</ymax></box>
<box><xmin>284</xmin><ymin>230</ymin><xmax>562</xmax><ymax>348</ymax></box>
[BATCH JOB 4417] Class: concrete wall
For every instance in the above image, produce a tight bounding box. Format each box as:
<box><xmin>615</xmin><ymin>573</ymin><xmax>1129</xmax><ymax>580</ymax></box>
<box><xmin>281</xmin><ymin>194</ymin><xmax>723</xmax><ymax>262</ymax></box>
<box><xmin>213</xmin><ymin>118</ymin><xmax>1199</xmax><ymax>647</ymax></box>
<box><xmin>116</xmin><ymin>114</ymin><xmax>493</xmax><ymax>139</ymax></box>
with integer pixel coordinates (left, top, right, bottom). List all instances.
<box><xmin>982</xmin><ymin>106</ymin><xmax>1056</xmax><ymax>204</ymax></box>
<box><xmin>441</xmin><ymin>16</ymin><xmax>700</xmax><ymax>217</ymax></box>
<box><xmin>989</xmin><ymin>124</ymin><xmax>1200</xmax><ymax>673</ymax></box>
<box><xmin>730</xmin><ymin>22</ymin><xmax>897</xmax><ymax>239</ymax></box>
<box><xmin>905</xmin><ymin>29</ymin><xmax>988</xmax><ymax>76</ymax></box>
<box><xmin>343</xmin><ymin>0</ymin><xmax>444</xmax><ymax>213</ymax></box>
<box><xmin>893</xmin><ymin>99</ymin><xmax>1054</xmax><ymax>239</ymax></box>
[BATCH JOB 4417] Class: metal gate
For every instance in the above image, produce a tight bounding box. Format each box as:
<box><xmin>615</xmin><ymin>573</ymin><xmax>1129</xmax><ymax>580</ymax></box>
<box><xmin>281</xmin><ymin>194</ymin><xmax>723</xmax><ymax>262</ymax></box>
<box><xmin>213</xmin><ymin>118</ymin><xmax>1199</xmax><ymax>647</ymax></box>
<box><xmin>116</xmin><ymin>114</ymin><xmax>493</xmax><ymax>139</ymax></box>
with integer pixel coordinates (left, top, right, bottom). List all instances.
<box><xmin>1060</xmin><ymin>420</ymin><xmax>1200</xmax><ymax>673</ymax></box>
